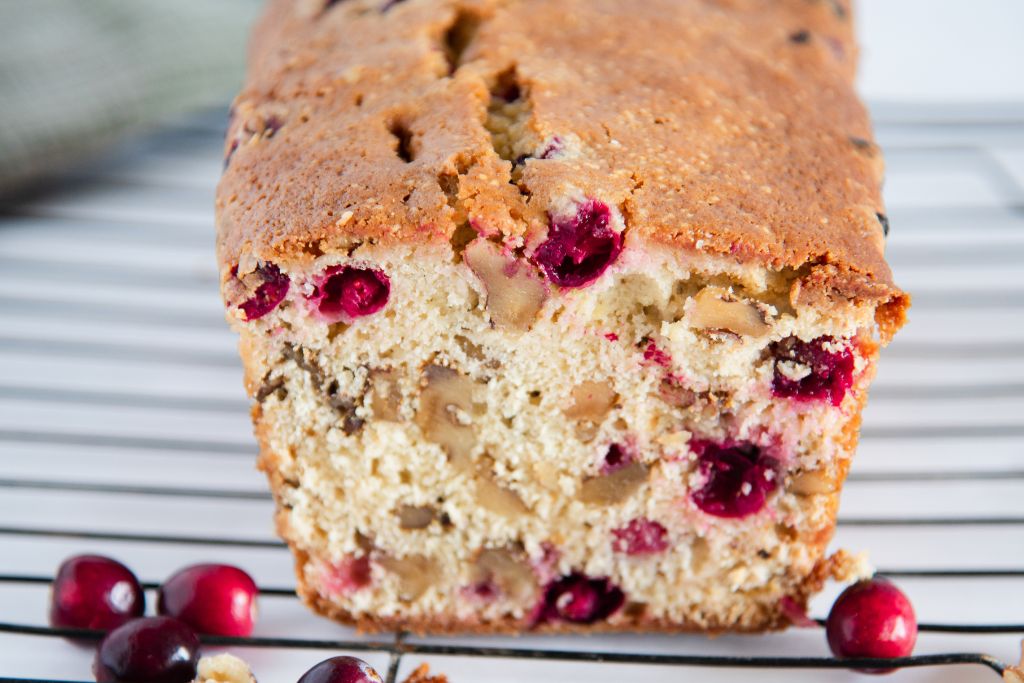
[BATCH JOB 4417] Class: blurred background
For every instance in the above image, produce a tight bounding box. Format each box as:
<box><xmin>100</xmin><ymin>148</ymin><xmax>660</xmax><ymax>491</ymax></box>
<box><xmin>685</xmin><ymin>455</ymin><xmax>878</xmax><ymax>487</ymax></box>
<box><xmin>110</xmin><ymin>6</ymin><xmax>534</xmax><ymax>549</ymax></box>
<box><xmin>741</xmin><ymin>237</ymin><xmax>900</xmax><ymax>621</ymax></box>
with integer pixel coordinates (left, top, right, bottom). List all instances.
<box><xmin>2</xmin><ymin>0</ymin><xmax>1024</xmax><ymax>195</ymax></box>
<box><xmin>1</xmin><ymin>1</ymin><xmax>1022</xmax><ymax>682</ymax></box>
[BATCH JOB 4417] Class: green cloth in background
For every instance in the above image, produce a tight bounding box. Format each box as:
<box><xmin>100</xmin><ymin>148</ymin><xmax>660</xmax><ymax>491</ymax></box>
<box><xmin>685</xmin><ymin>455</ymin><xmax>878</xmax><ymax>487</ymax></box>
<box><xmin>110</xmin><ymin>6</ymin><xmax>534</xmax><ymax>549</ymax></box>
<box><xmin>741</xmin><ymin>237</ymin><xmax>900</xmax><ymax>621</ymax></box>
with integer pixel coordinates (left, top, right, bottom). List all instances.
<box><xmin>0</xmin><ymin>0</ymin><xmax>262</xmax><ymax>196</ymax></box>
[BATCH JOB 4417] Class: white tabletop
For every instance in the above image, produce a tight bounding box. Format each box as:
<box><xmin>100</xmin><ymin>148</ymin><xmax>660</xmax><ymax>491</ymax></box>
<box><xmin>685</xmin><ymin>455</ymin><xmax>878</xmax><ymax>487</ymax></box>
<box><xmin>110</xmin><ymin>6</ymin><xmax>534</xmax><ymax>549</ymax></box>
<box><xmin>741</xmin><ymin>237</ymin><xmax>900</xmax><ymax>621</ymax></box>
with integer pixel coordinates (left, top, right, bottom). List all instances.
<box><xmin>0</xmin><ymin>2</ymin><xmax>1022</xmax><ymax>681</ymax></box>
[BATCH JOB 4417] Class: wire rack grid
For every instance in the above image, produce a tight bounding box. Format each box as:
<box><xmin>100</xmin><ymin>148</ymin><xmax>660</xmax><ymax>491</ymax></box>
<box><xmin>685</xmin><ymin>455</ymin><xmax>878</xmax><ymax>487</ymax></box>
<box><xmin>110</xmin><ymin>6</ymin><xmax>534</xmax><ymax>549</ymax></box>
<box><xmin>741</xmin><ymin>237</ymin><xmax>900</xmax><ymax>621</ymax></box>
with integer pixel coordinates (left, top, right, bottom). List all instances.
<box><xmin>0</xmin><ymin>102</ymin><xmax>1022</xmax><ymax>682</ymax></box>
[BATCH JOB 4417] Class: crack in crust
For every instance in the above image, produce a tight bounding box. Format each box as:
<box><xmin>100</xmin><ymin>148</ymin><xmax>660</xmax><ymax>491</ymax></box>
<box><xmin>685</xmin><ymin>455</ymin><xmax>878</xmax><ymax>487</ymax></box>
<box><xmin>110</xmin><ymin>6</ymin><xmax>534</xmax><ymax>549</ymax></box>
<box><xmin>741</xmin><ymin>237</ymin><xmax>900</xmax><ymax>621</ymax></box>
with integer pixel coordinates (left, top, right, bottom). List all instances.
<box><xmin>219</xmin><ymin>0</ymin><xmax>907</xmax><ymax>316</ymax></box>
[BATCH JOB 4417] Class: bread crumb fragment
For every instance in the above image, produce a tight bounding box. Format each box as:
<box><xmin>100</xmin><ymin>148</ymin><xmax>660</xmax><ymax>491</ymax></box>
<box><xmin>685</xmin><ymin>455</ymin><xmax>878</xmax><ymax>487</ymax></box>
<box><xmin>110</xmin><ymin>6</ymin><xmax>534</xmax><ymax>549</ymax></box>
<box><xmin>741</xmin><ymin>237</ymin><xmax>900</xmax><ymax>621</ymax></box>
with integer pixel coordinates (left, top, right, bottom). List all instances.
<box><xmin>192</xmin><ymin>654</ymin><xmax>256</xmax><ymax>683</ymax></box>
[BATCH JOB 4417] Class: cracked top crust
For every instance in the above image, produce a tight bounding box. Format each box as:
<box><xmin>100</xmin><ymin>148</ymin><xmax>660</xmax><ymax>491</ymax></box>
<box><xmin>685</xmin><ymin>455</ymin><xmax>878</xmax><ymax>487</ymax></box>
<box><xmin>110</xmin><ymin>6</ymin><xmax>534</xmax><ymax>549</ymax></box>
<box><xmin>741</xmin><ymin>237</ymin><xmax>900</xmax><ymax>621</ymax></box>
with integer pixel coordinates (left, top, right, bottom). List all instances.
<box><xmin>216</xmin><ymin>0</ymin><xmax>906</xmax><ymax>314</ymax></box>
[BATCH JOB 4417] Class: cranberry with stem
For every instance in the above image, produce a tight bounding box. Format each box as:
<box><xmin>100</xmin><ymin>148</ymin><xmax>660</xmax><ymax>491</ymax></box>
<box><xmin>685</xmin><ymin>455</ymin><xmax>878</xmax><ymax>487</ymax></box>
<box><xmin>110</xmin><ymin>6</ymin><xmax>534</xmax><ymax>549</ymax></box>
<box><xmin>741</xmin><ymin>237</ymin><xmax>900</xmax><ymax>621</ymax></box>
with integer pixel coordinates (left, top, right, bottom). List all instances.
<box><xmin>826</xmin><ymin>578</ymin><xmax>918</xmax><ymax>673</ymax></box>
<box><xmin>297</xmin><ymin>656</ymin><xmax>384</xmax><ymax>683</ymax></box>
<box><xmin>157</xmin><ymin>564</ymin><xmax>258</xmax><ymax>637</ymax></box>
<box><xmin>50</xmin><ymin>554</ymin><xmax>144</xmax><ymax>631</ymax></box>
<box><xmin>93</xmin><ymin>616</ymin><xmax>199</xmax><ymax>683</ymax></box>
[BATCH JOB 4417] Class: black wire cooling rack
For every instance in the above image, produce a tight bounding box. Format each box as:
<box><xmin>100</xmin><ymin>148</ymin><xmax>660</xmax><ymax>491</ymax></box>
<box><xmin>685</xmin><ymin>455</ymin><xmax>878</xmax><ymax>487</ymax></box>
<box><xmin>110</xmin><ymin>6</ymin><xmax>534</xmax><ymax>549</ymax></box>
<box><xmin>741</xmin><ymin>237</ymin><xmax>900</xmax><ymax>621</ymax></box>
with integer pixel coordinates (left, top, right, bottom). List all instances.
<box><xmin>0</xmin><ymin>102</ymin><xmax>1022</xmax><ymax>682</ymax></box>
<box><xmin>0</xmin><ymin>572</ymin><xmax>1021</xmax><ymax>681</ymax></box>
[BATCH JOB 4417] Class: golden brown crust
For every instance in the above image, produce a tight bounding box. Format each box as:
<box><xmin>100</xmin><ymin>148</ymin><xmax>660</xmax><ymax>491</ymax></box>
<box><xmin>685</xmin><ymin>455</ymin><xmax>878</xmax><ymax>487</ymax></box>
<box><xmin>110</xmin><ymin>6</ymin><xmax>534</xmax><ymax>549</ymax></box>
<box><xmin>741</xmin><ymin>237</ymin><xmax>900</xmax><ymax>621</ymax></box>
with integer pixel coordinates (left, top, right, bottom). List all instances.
<box><xmin>216</xmin><ymin>0</ymin><xmax>905</xmax><ymax>315</ymax></box>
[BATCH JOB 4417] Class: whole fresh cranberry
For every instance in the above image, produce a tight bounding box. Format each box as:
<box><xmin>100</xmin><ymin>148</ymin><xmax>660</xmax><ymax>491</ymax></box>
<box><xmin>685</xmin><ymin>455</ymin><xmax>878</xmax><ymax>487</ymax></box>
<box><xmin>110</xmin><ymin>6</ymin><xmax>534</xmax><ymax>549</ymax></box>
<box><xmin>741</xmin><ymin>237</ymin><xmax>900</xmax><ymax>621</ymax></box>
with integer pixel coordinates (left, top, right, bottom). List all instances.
<box><xmin>532</xmin><ymin>199</ymin><xmax>623</xmax><ymax>288</ymax></box>
<box><xmin>534</xmin><ymin>573</ymin><xmax>624</xmax><ymax>625</ymax></box>
<box><xmin>612</xmin><ymin>518</ymin><xmax>669</xmax><ymax>555</ymax></box>
<box><xmin>690</xmin><ymin>441</ymin><xmax>779</xmax><ymax>518</ymax></box>
<box><xmin>237</xmin><ymin>262</ymin><xmax>290</xmax><ymax>321</ymax></box>
<box><xmin>826</xmin><ymin>578</ymin><xmax>917</xmax><ymax>673</ymax></box>
<box><xmin>770</xmin><ymin>335</ymin><xmax>855</xmax><ymax>406</ymax></box>
<box><xmin>297</xmin><ymin>656</ymin><xmax>383</xmax><ymax>683</ymax></box>
<box><xmin>307</xmin><ymin>265</ymin><xmax>390</xmax><ymax>322</ymax></box>
<box><xmin>157</xmin><ymin>564</ymin><xmax>258</xmax><ymax>637</ymax></box>
<box><xmin>50</xmin><ymin>555</ymin><xmax>144</xmax><ymax>631</ymax></box>
<box><xmin>94</xmin><ymin>616</ymin><xmax>199</xmax><ymax>683</ymax></box>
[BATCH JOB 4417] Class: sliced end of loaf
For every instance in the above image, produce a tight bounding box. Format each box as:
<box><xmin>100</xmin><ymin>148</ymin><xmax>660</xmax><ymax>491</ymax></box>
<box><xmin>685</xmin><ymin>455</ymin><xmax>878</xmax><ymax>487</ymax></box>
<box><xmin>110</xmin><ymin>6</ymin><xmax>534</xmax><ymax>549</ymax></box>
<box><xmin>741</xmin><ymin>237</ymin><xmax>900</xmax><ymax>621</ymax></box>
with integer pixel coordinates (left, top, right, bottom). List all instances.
<box><xmin>228</xmin><ymin>222</ymin><xmax>882</xmax><ymax>633</ymax></box>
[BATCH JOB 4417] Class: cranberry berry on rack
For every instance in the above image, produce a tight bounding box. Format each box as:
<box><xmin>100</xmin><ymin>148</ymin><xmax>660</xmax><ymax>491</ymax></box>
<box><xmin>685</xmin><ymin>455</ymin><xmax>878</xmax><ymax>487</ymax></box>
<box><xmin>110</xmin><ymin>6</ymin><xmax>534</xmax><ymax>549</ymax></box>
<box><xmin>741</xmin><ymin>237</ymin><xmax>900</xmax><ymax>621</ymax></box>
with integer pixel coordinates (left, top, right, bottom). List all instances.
<box><xmin>297</xmin><ymin>656</ymin><xmax>384</xmax><ymax>683</ymax></box>
<box><xmin>826</xmin><ymin>578</ymin><xmax>918</xmax><ymax>673</ymax></box>
<box><xmin>50</xmin><ymin>554</ymin><xmax>144</xmax><ymax>631</ymax></box>
<box><xmin>157</xmin><ymin>563</ymin><xmax>258</xmax><ymax>637</ymax></box>
<box><xmin>94</xmin><ymin>616</ymin><xmax>199</xmax><ymax>683</ymax></box>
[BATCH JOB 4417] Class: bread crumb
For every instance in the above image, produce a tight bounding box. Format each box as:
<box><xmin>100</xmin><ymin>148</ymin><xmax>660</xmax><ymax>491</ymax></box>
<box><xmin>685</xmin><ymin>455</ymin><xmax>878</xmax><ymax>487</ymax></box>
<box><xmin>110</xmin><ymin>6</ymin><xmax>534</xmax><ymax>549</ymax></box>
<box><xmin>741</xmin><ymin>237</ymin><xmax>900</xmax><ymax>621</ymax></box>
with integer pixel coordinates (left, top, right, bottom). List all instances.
<box><xmin>403</xmin><ymin>663</ymin><xmax>448</xmax><ymax>683</ymax></box>
<box><xmin>192</xmin><ymin>654</ymin><xmax>256</xmax><ymax>683</ymax></box>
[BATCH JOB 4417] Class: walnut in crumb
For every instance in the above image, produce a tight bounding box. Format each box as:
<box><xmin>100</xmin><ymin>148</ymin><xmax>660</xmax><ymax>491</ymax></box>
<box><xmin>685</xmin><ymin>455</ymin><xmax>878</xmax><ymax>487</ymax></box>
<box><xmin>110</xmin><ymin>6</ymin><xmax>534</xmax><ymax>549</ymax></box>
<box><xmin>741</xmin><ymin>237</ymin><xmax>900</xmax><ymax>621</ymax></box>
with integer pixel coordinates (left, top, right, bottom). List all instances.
<box><xmin>192</xmin><ymin>654</ymin><xmax>256</xmax><ymax>683</ymax></box>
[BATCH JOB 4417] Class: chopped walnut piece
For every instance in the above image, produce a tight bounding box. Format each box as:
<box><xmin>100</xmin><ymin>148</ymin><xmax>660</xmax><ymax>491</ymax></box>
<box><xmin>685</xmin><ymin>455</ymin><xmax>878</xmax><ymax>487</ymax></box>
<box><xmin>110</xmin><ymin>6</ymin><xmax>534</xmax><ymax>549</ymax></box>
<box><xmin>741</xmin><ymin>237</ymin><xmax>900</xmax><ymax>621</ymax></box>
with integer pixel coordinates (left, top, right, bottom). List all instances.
<box><xmin>790</xmin><ymin>470</ymin><xmax>839</xmax><ymax>495</ymax></box>
<box><xmin>464</xmin><ymin>238</ymin><xmax>548</xmax><ymax>330</ymax></box>
<box><xmin>454</xmin><ymin>334</ymin><xmax>486</xmax><ymax>361</ymax></box>
<box><xmin>689</xmin><ymin>537</ymin><xmax>710</xmax><ymax>573</ymax></box>
<box><xmin>397</xmin><ymin>505</ymin><xmax>435</xmax><ymax>529</ymax></box>
<box><xmin>370</xmin><ymin>369</ymin><xmax>402</xmax><ymax>421</ymax></box>
<box><xmin>658</xmin><ymin>379</ymin><xmax>696</xmax><ymax>408</ymax></box>
<box><xmin>578</xmin><ymin>461</ymin><xmax>649</xmax><ymax>505</ymax></box>
<box><xmin>574</xmin><ymin>421</ymin><xmax>601</xmax><ymax>442</ymax></box>
<box><xmin>689</xmin><ymin>286</ymin><xmax>770</xmax><ymax>337</ymax></box>
<box><xmin>415</xmin><ymin>365</ymin><xmax>479</xmax><ymax>472</ymax></box>
<box><xmin>532</xmin><ymin>460</ymin><xmax>561</xmax><ymax>491</ymax></box>
<box><xmin>564</xmin><ymin>381</ymin><xmax>618</xmax><ymax>421</ymax></box>
<box><xmin>192</xmin><ymin>654</ymin><xmax>256</xmax><ymax>683</ymax></box>
<box><xmin>378</xmin><ymin>554</ymin><xmax>441</xmax><ymax>601</ymax></box>
<box><xmin>476</xmin><ymin>475</ymin><xmax>529</xmax><ymax>518</ymax></box>
<box><xmin>471</xmin><ymin>547</ymin><xmax>538</xmax><ymax>603</ymax></box>
<box><xmin>255</xmin><ymin>375</ymin><xmax>286</xmax><ymax>403</ymax></box>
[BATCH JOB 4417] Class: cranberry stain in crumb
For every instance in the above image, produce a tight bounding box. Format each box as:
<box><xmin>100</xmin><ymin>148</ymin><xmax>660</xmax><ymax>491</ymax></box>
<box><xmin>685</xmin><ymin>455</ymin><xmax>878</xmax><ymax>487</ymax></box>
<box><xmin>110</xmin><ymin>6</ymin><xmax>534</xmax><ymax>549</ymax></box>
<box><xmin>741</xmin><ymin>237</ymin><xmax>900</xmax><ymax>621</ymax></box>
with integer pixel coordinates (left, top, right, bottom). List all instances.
<box><xmin>612</xmin><ymin>518</ymin><xmax>670</xmax><ymax>555</ymax></box>
<box><xmin>770</xmin><ymin>335</ymin><xmax>855</xmax><ymax>406</ymax></box>
<box><xmin>600</xmin><ymin>443</ymin><xmax>631</xmax><ymax>474</ymax></box>
<box><xmin>535</xmin><ymin>573</ymin><xmax>625</xmax><ymax>625</ymax></box>
<box><xmin>690</xmin><ymin>441</ymin><xmax>779</xmax><ymax>518</ymax></box>
<box><xmin>307</xmin><ymin>265</ymin><xmax>390</xmax><ymax>322</ymax></box>
<box><xmin>642</xmin><ymin>339</ymin><xmax>672</xmax><ymax>367</ymax></box>
<box><xmin>321</xmin><ymin>555</ymin><xmax>373</xmax><ymax>596</ymax></box>
<box><xmin>236</xmin><ymin>262</ymin><xmax>290</xmax><ymax>321</ymax></box>
<box><xmin>533</xmin><ymin>199</ymin><xmax>622</xmax><ymax>287</ymax></box>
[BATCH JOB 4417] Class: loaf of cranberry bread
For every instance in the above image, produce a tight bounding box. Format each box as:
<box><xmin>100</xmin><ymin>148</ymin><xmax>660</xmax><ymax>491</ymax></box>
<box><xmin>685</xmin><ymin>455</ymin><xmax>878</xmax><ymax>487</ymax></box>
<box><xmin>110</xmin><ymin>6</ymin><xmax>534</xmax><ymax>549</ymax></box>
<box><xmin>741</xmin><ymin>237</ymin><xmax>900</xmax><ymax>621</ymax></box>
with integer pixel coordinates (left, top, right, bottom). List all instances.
<box><xmin>216</xmin><ymin>0</ymin><xmax>908</xmax><ymax>634</ymax></box>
